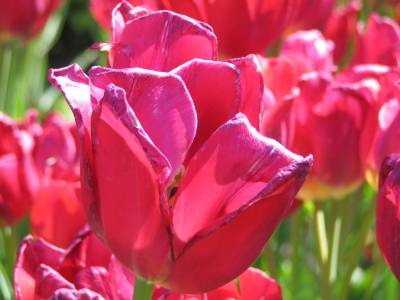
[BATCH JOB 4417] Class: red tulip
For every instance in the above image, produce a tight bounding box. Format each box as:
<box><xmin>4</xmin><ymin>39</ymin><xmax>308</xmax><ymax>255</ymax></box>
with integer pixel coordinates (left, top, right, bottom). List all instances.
<box><xmin>91</xmin><ymin>2</ymin><xmax>217</xmax><ymax>72</ymax></box>
<box><xmin>262</xmin><ymin>72</ymin><xmax>369</xmax><ymax>200</ymax></box>
<box><xmin>89</xmin><ymin>0</ymin><xmax>159</xmax><ymax>30</ymax></box>
<box><xmin>30</xmin><ymin>112</ymin><xmax>86</xmax><ymax>249</ymax></box>
<box><xmin>323</xmin><ymin>1</ymin><xmax>362</xmax><ymax>63</ymax></box>
<box><xmin>376</xmin><ymin>154</ymin><xmax>400</xmax><ymax>282</ymax></box>
<box><xmin>0</xmin><ymin>111</ymin><xmax>39</xmax><ymax>226</ymax></box>
<box><xmin>352</xmin><ymin>13</ymin><xmax>400</xmax><ymax>67</ymax></box>
<box><xmin>155</xmin><ymin>0</ymin><xmax>300</xmax><ymax>58</ymax></box>
<box><xmin>0</xmin><ymin>0</ymin><xmax>64</xmax><ymax>41</ymax></box>
<box><xmin>287</xmin><ymin>0</ymin><xmax>338</xmax><ymax>32</ymax></box>
<box><xmin>49</xmin><ymin>63</ymin><xmax>312</xmax><ymax>293</ymax></box>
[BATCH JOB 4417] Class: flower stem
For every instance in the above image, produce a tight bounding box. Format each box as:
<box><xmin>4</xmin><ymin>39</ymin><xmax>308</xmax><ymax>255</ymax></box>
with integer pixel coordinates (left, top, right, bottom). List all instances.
<box><xmin>263</xmin><ymin>241</ymin><xmax>279</xmax><ymax>280</ymax></box>
<box><xmin>133</xmin><ymin>276</ymin><xmax>154</xmax><ymax>300</ymax></box>
<box><xmin>290</xmin><ymin>210</ymin><xmax>301</xmax><ymax>299</ymax></box>
<box><xmin>314</xmin><ymin>201</ymin><xmax>330</xmax><ymax>300</ymax></box>
<box><xmin>338</xmin><ymin>195</ymin><xmax>376</xmax><ymax>300</ymax></box>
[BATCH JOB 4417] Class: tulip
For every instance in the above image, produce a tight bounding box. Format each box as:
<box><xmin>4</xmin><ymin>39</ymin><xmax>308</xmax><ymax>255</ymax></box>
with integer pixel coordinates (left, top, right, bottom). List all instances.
<box><xmin>49</xmin><ymin>63</ymin><xmax>312</xmax><ymax>293</ymax></box>
<box><xmin>322</xmin><ymin>1</ymin><xmax>361</xmax><ymax>63</ymax></box>
<box><xmin>286</xmin><ymin>0</ymin><xmax>338</xmax><ymax>33</ymax></box>
<box><xmin>15</xmin><ymin>226</ymin><xmax>283</xmax><ymax>299</ymax></box>
<box><xmin>89</xmin><ymin>0</ymin><xmax>159</xmax><ymax>30</ymax></box>
<box><xmin>337</xmin><ymin>65</ymin><xmax>400</xmax><ymax>188</ymax></box>
<box><xmin>30</xmin><ymin>112</ymin><xmax>86</xmax><ymax>249</ymax></box>
<box><xmin>352</xmin><ymin>13</ymin><xmax>400</xmax><ymax>67</ymax></box>
<box><xmin>156</xmin><ymin>0</ymin><xmax>300</xmax><ymax>58</ymax></box>
<box><xmin>0</xmin><ymin>0</ymin><xmax>64</xmax><ymax>41</ymax></box>
<box><xmin>376</xmin><ymin>154</ymin><xmax>400</xmax><ymax>282</ymax></box>
<box><xmin>91</xmin><ymin>2</ymin><xmax>218</xmax><ymax>72</ymax></box>
<box><xmin>0</xmin><ymin>111</ymin><xmax>38</xmax><ymax>226</ymax></box>
<box><xmin>262</xmin><ymin>72</ymin><xmax>369</xmax><ymax>200</ymax></box>
<box><xmin>256</xmin><ymin>29</ymin><xmax>335</xmax><ymax>107</ymax></box>
<box><xmin>14</xmin><ymin>226</ymin><xmax>128</xmax><ymax>300</ymax></box>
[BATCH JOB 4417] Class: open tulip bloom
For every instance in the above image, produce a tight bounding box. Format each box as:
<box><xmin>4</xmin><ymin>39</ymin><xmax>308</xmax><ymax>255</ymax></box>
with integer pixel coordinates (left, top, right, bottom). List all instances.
<box><xmin>49</xmin><ymin>63</ymin><xmax>312</xmax><ymax>294</ymax></box>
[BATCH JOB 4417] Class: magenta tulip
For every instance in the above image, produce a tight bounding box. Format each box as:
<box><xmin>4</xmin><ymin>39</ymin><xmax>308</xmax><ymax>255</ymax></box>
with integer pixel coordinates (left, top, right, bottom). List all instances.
<box><xmin>376</xmin><ymin>154</ymin><xmax>400</xmax><ymax>282</ymax></box>
<box><xmin>49</xmin><ymin>63</ymin><xmax>312</xmax><ymax>293</ymax></box>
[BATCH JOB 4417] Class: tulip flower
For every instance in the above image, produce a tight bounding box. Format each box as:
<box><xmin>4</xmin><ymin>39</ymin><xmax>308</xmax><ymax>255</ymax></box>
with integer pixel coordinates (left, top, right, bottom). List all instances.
<box><xmin>30</xmin><ymin>112</ymin><xmax>86</xmax><ymax>249</ymax></box>
<box><xmin>49</xmin><ymin>63</ymin><xmax>312</xmax><ymax>293</ymax></box>
<box><xmin>323</xmin><ymin>1</ymin><xmax>361</xmax><ymax>63</ymax></box>
<box><xmin>286</xmin><ymin>0</ymin><xmax>338</xmax><ymax>33</ymax></box>
<box><xmin>376</xmin><ymin>154</ymin><xmax>400</xmax><ymax>282</ymax></box>
<box><xmin>15</xmin><ymin>225</ymin><xmax>283</xmax><ymax>299</ymax></box>
<box><xmin>89</xmin><ymin>0</ymin><xmax>159</xmax><ymax>30</ymax></box>
<box><xmin>14</xmin><ymin>226</ymin><xmax>126</xmax><ymax>299</ymax></box>
<box><xmin>156</xmin><ymin>0</ymin><xmax>300</xmax><ymax>58</ymax></box>
<box><xmin>0</xmin><ymin>111</ymin><xmax>38</xmax><ymax>226</ymax></box>
<box><xmin>337</xmin><ymin>65</ymin><xmax>400</xmax><ymax>188</ymax></box>
<box><xmin>352</xmin><ymin>13</ymin><xmax>400</xmax><ymax>67</ymax></box>
<box><xmin>262</xmin><ymin>72</ymin><xmax>369</xmax><ymax>200</ymax></box>
<box><xmin>91</xmin><ymin>2</ymin><xmax>218</xmax><ymax>71</ymax></box>
<box><xmin>0</xmin><ymin>0</ymin><xmax>64</xmax><ymax>41</ymax></box>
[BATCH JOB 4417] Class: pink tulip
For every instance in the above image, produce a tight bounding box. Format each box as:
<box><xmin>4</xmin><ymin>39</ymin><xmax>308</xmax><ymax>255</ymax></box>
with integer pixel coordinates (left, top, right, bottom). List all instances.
<box><xmin>337</xmin><ymin>65</ymin><xmax>400</xmax><ymax>188</ymax></box>
<box><xmin>0</xmin><ymin>111</ymin><xmax>38</xmax><ymax>226</ymax></box>
<box><xmin>150</xmin><ymin>0</ymin><xmax>300</xmax><ymax>58</ymax></box>
<box><xmin>262</xmin><ymin>72</ymin><xmax>369</xmax><ymax>200</ymax></box>
<box><xmin>376</xmin><ymin>154</ymin><xmax>400</xmax><ymax>282</ymax></box>
<box><xmin>352</xmin><ymin>13</ymin><xmax>400</xmax><ymax>67</ymax></box>
<box><xmin>14</xmin><ymin>226</ymin><xmax>130</xmax><ymax>300</ymax></box>
<box><xmin>0</xmin><ymin>0</ymin><xmax>64</xmax><ymax>41</ymax></box>
<box><xmin>257</xmin><ymin>30</ymin><xmax>335</xmax><ymax>106</ymax></box>
<box><xmin>91</xmin><ymin>2</ymin><xmax>217</xmax><ymax>71</ymax></box>
<box><xmin>15</xmin><ymin>226</ymin><xmax>283</xmax><ymax>299</ymax></box>
<box><xmin>89</xmin><ymin>0</ymin><xmax>159</xmax><ymax>30</ymax></box>
<box><xmin>30</xmin><ymin>112</ymin><xmax>86</xmax><ymax>249</ymax></box>
<box><xmin>281</xmin><ymin>30</ymin><xmax>336</xmax><ymax>75</ymax></box>
<box><xmin>49</xmin><ymin>63</ymin><xmax>312</xmax><ymax>293</ymax></box>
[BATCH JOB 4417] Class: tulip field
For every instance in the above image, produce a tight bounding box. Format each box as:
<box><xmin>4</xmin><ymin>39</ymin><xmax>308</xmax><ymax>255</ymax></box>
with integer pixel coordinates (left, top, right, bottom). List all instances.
<box><xmin>1</xmin><ymin>0</ymin><xmax>400</xmax><ymax>299</ymax></box>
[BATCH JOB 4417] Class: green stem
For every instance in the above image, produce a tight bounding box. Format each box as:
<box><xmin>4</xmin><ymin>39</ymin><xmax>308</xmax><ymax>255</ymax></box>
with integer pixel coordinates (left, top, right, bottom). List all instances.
<box><xmin>290</xmin><ymin>210</ymin><xmax>301</xmax><ymax>299</ymax></box>
<box><xmin>338</xmin><ymin>197</ymin><xmax>376</xmax><ymax>300</ymax></box>
<box><xmin>263</xmin><ymin>241</ymin><xmax>279</xmax><ymax>280</ymax></box>
<box><xmin>314</xmin><ymin>201</ymin><xmax>330</xmax><ymax>300</ymax></box>
<box><xmin>133</xmin><ymin>276</ymin><xmax>154</xmax><ymax>300</ymax></box>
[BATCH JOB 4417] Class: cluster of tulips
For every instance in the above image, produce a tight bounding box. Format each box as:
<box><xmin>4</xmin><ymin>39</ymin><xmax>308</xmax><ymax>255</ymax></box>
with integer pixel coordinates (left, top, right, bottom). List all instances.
<box><xmin>1</xmin><ymin>0</ymin><xmax>400</xmax><ymax>299</ymax></box>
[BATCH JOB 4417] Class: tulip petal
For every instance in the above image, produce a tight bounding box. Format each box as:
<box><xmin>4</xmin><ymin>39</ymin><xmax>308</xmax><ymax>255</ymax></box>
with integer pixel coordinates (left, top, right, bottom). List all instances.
<box><xmin>172</xmin><ymin>56</ymin><xmax>262</xmax><ymax>164</ymax></box>
<box><xmin>238</xmin><ymin>268</ymin><xmax>282</xmax><ymax>299</ymax></box>
<box><xmin>165</xmin><ymin>114</ymin><xmax>312</xmax><ymax>293</ymax></box>
<box><xmin>117</xmin><ymin>9</ymin><xmax>217</xmax><ymax>71</ymax></box>
<box><xmin>90</xmin><ymin>84</ymin><xmax>171</xmax><ymax>282</ymax></box>
<box><xmin>14</xmin><ymin>236</ymin><xmax>64</xmax><ymax>300</ymax></box>
<box><xmin>35</xmin><ymin>264</ymin><xmax>75</xmax><ymax>299</ymax></box>
<box><xmin>49</xmin><ymin>64</ymin><xmax>106</xmax><ymax>242</ymax></box>
<box><xmin>89</xmin><ymin>67</ymin><xmax>196</xmax><ymax>182</ymax></box>
<box><xmin>376</xmin><ymin>154</ymin><xmax>400</xmax><ymax>282</ymax></box>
